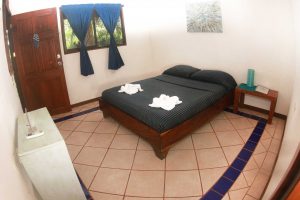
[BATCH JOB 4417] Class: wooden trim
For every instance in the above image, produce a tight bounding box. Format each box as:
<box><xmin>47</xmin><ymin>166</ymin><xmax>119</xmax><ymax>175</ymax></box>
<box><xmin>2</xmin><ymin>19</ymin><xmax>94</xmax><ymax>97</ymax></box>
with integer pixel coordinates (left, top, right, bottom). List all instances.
<box><xmin>71</xmin><ymin>97</ymin><xmax>100</xmax><ymax>108</ymax></box>
<box><xmin>270</xmin><ymin>146</ymin><xmax>300</xmax><ymax>200</ymax></box>
<box><xmin>240</xmin><ymin>104</ymin><xmax>287</xmax><ymax>120</ymax></box>
<box><xmin>99</xmin><ymin>91</ymin><xmax>234</xmax><ymax>159</ymax></box>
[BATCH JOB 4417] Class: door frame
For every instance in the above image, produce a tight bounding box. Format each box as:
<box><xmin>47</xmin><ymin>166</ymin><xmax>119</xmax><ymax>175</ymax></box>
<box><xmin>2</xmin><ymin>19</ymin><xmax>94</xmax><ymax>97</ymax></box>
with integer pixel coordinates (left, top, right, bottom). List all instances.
<box><xmin>2</xmin><ymin>0</ymin><xmax>26</xmax><ymax>111</ymax></box>
<box><xmin>270</xmin><ymin>146</ymin><xmax>300</xmax><ymax>199</ymax></box>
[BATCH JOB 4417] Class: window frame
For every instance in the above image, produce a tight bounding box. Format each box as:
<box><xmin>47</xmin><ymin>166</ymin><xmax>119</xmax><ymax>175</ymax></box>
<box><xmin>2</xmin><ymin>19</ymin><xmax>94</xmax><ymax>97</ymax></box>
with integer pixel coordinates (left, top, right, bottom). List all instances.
<box><xmin>60</xmin><ymin>8</ymin><xmax>127</xmax><ymax>55</ymax></box>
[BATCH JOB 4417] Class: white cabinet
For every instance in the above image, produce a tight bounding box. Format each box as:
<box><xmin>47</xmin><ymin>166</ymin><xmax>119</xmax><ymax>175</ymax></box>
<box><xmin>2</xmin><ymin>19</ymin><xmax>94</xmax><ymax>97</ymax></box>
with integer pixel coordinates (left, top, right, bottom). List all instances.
<box><xmin>17</xmin><ymin>108</ymin><xmax>86</xmax><ymax>200</ymax></box>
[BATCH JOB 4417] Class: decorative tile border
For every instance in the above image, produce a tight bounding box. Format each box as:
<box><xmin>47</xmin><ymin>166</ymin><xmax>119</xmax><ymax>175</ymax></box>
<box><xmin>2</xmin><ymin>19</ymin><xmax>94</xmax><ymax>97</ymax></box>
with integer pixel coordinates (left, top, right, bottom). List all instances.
<box><xmin>201</xmin><ymin>108</ymin><xmax>267</xmax><ymax>200</ymax></box>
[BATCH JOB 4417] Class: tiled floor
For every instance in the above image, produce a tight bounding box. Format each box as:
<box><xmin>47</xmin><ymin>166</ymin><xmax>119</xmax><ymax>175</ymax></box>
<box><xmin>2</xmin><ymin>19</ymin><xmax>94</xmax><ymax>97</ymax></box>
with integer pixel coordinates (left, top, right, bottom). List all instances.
<box><xmin>53</xmin><ymin>102</ymin><xmax>285</xmax><ymax>200</ymax></box>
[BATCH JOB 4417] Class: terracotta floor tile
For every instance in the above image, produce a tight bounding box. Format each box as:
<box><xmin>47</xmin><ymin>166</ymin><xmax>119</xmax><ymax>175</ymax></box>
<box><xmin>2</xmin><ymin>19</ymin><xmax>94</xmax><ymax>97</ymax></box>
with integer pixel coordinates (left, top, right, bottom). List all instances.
<box><xmin>85</xmin><ymin>134</ymin><xmax>115</xmax><ymax>148</ymax></box>
<box><xmin>95</xmin><ymin>121</ymin><xmax>119</xmax><ymax>134</ymax></box>
<box><xmin>59</xmin><ymin>120</ymin><xmax>81</xmax><ymax>131</ymax></box>
<box><xmin>171</xmin><ymin>136</ymin><xmax>194</xmax><ymax>150</ymax></box>
<box><xmin>216</xmin><ymin>131</ymin><xmax>244</xmax><ymax>146</ymax></box>
<box><xmin>253</xmin><ymin>142</ymin><xmax>267</xmax><ymax>155</ymax></box>
<box><xmin>73</xmin><ymin>164</ymin><xmax>98</xmax><ymax>188</ymax></box>
<box><xmin>137</xmin><ymin>138</ymin><xmax>153</xmax><ymax>150</ymax></box>
<box><xmin>247</xmin><ymin>118</ymin><xmax>258</xmax><ymax>127</ymax></box>
<box><xmin>110</xmin><ymin>135</ymin><xmax>139</xmax><ymax>150</ymax></box>
<box><xmin>228</xmin><ymin>188</ymin><xmax>248</xmax><ymax>200</ymax></box>
<box><xmin>243</xmin><ymin>169</ymin><xmax>259</xmax><ymax>186</ymax></box>
<box><xmin>132</xmin><ymin>150</ymin><xmax>165</xmax><ymax>170</ymax></box>
<box><xmin>101</xmin><ymin>116</ymin><xmax>117</xmax><ymax>123</ymax></box>
<box><xmin>210</xmin><ymin>119</ymin><xmax>235</xmax><ymax>132</ymax></box>
<box><xmin>65</xmin><ymin>131</ymin><xmax>92</xmax><ymax>145</ymax></box>
<box><xmin>200</xmin><ymin>167</ymin><xmax>227</xmax><ymax>193</ymax></box>
<box><xmin>126</xmin><ymin>171</ymin><xmax>164</xmax><ymax>197</ymax></box>
<box><xmin>90</xmin><ymin>168</ymin><xmax>130</xmax><ymax>195</ymax></box>
<box><xmin>237</xmin><ymin>129</ymin><xmax>253</xmax><ymax>143</ymax></box>
<box><xmin>66</xmin><ymin>144</ymin><xmax>83</xmax><ymax>161</ymax></box>
<box><xmin>247</xmin><ymin>172</ymin><xmax>269</xmax><ymax>199</ymax></box>
<box><xmin>84</xmin><ymin>111</ymin><xmax>103</xmax><ymax>122</ymax></box>
<box><xmin>74</xmin><ymin>147</ymin><xmax>107</xmax><ymax>166</ymax></box>
<box><xmin>222</xmin><ymin>194</ymin><xmax>230</xmax><ymax>200</ymax></box>
<box><xmin>75</xmin><ymin>121</ymin><xmax>99</xmax><ymax>132</ymax></box>
<box><xmin>55</xmin><ymin>121</ymin><xmax>64</xmax><ymax>127</ymax></box>
<box><xmin>165</xmin><ymin>170</ymin><xmax>202</xmax><ymax>197</ymax></box>
<box><xmin>56</xmin><ymin>104</ymin><xmax>283</xmax><ymax>199</ymax></box>
<box><xmin>60</xmin><ymin>130</ymin><xmax>72</xmax><ymax>139</ymax></box>
<box><xmin>125</xmin><ymin>197</ymin><xmax>163</xmax><ymax>200</ymax></box>
<box><xmin>230</xmin><ymin>118</ymin><xmax>254</xmax><ymax>130</ymax></box>
<box><xmin>268</xmin><ymin>139</ymin><xmax>281</xmax><ymax>154</ymax></box>
<box><xmin>253</xmin><ymin>153</ymin><xmax>267</xmax><ymax>168</ymax></box>
<box><xmin>230</xmin><ymin>173</ymin><xmax>248</xmax><ymax>191</ymax></box>
<box><xmin>273</xmin><ymin>127</ymin><xmax>284</xmax><ymax>140</ymax></box>
<box><xmin>261</xmin><ymin>130</ymin><xmax>272</xmax><ymax>140</ymax></box>
<box><xmin>102</xmin><ymin>149</ymin><xmax>135</xmax><ymax>169</ymax></box>
<box><xmin>89</xmin><ymin>192</ymin><xmax>123</xmax><ymax>200</ymax></box>
<box><xmin>265</xmin><ymin>126</ymin><xmax>275</xmax><ymax>136</ymax></box>
<box><xmin>193</xmin><ymin>122</ymin><xmax>214</xmax><ymax>133</ymax></box>
<box><xmin>243</xmin><ymin>157</ymin><xmax>258</xmax><ymax>171</ymax></box>
<box><xmin>166</xmin><ymin>150</ymin><xmax>198</xmax><ymax>170</ymax></box>
<box><xmin>222</xmin><ymin>145</ymin><xmax>243</xmax><ymax>164</ymax></box>
<box><xmin>196</xmin><ymin>148</ymin><xmax>228</xmax><ymax>169</ymax></box>
<box><xmin>243</xmin><ymin>194</ymin><xmax>257</xmax><ymax>200</ymax></box>
<box><xmin>164</xmin><ymin>197</ymin><xmax>200</xmax><ymax>200</ymax></box>
<box><xmin>213</xmin><ymin>112</ymin><xmax>227</xmax><ymax>120</ymax></box>
<box><xmin>117</xmin><ymin>125</ymin><xmax>135</xmax><ymax>135</ymax></box>
<box><xmin>260</xmin><ymin>152</ymin><xmax>277</xmax><ymax>176</ymax></box>
<box><xmin>192</xmin><ymin>133</ymin><xmax>220</xmax><ymax>149</ymax></box>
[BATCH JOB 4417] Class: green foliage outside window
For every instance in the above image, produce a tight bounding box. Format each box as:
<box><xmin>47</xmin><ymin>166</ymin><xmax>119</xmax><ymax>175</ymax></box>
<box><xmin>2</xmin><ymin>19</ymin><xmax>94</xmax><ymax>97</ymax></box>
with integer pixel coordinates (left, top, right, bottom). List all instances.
<box><xmin>63</xmin><ymin>13</ymin><xmax>126</xmax><ymax>52</ymax></box>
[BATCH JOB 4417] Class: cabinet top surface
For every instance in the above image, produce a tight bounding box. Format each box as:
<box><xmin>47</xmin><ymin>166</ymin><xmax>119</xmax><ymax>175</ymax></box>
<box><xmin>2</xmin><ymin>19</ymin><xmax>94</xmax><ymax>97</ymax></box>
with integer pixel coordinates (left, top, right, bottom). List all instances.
<box><xmin>17</xmin><ymin>107</ymin><xmax>63</xmax><ymax>156</ymax></box>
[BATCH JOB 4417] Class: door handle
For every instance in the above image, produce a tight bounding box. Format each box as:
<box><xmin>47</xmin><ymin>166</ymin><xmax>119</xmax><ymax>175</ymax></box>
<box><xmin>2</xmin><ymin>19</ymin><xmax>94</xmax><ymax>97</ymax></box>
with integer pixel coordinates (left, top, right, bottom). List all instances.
<box><xmin>57</xmin><ymin>61</ymin><xmax>63</xmax><ymax>66</ymax></box>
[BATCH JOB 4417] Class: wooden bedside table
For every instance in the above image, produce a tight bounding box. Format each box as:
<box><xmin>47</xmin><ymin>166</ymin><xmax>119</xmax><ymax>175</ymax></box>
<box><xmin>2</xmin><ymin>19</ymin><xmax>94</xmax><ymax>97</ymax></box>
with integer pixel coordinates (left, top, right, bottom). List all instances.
<box><xmin>233</xmin><ymin>86</ymin><xmax>278</xmax><ymax>124</ymax></box>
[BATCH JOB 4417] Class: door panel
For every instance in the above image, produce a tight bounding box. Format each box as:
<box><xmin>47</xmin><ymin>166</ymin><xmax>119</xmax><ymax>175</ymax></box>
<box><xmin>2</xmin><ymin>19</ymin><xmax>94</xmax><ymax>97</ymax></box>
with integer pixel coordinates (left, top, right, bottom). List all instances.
<box><xmin>12</xmin><ymin>8</ymin><xmax>71</xmax><ymax>115</ymax></box>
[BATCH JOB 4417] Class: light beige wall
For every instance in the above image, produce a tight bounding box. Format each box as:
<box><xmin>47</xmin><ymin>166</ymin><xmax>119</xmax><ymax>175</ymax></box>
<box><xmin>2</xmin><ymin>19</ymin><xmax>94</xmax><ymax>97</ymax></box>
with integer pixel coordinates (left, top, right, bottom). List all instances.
<box><xmin>0</xmin><ymin>1</ymin><xmax>37</xmax><ymax>200</ymax></box>
<box><xmin>9</xmin><ymin>0</ymin><xmax>296</xmax><ymax>114</ymax></box>
<box><xmin>148</xmin><ymin>0</ymin><xmax>295</xmax><ymax>115</ymax></box>
<box><xmin>262</xmin><ymin>0</ymin><xmax>300</xmax><ymax>199</ymax></box>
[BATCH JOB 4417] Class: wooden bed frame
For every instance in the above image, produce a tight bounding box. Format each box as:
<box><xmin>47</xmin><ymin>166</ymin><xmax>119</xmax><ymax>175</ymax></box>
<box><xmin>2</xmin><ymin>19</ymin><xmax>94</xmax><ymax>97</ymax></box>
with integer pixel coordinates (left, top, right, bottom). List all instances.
<box><xmin>99</xmin><ymin>91</ymin><xmax>234</xmax><ymax>159</ymax></box>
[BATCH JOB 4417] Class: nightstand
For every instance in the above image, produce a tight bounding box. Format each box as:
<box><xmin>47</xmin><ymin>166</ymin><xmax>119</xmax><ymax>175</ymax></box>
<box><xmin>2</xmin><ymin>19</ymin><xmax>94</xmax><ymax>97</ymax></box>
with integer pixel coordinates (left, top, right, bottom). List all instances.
<box><xmin>233</xmin><ymin>86</ymin><xmax>278</xmax><ymax>124</ymax></box>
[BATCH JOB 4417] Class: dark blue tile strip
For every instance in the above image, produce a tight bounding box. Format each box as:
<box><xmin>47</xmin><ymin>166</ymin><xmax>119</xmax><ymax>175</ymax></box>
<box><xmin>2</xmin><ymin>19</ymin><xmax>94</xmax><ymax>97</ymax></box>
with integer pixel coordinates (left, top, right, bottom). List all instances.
<box><xmin>53</xmin><ymin>107</ymin><xmax>100</xmax><ymax>123</ymax></box>
<box><xmin>76</xmin><ymin>171</ymin><xmax>93</xmax><ymax>200</ymax></box>
<box><xmin>201</xmin><ymin>108</ymin><xmax>266</xmax><ymax>200</ymax></box>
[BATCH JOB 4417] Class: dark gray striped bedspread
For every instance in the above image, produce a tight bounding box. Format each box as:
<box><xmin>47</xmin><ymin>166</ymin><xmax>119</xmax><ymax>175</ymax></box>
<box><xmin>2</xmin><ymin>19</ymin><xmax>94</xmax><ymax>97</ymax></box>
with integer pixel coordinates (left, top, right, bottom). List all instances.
<box><xmin>102</xmin><ymin>75</ymin><xmax>228</xmax><ymax>133</ymax></box>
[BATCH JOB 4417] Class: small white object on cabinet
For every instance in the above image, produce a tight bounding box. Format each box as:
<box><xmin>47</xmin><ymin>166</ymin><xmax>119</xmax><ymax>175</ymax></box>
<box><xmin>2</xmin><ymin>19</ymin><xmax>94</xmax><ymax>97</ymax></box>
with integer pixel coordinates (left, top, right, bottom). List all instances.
<box><xmin>17</xmin><ymin>108</ymin><xmax>86</xmax><ymax>200</ymax></box>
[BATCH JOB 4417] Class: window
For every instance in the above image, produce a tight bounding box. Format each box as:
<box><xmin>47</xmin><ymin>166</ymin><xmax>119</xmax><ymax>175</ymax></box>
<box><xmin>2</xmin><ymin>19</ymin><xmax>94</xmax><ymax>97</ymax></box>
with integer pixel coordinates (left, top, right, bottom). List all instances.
<box><xmin>61</xmin><ymin>9</ymin><xmax>126</xmax><ymax>54</ymax></box>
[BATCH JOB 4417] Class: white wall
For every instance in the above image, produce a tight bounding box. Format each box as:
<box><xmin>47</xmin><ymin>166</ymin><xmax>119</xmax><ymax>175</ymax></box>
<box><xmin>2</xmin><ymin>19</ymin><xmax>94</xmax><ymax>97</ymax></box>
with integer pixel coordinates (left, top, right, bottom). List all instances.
<box><xmin>148</xmin><ymin>0</ymin><xmax>295</xmax><ymax>115</ymax></box>
<box><xmin>0</xmin><ymin>2</ymin><xmax>37</xmax><ymax>200</ymax></box>
<box><xmin>263</xmin><ymin>0</ymin><xmax>300</xmax><ymax>198</ymax></box>
<box><xmin>10</xmin><ymin>0</ymin><xmax>296</xmax><ymax>114</ymax></box>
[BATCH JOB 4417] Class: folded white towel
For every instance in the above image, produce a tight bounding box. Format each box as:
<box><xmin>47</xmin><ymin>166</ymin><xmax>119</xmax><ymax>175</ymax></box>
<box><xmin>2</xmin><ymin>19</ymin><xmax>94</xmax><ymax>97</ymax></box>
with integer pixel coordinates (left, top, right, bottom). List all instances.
<box><xmin>149</xmin><ymin>94</ymin><xmax>182</xmax><ymax>111</ymax></box>
<box><xmin>118</xmin><ymin>83</ymin><xmax>144</xmax><ymax>95</ymax></box>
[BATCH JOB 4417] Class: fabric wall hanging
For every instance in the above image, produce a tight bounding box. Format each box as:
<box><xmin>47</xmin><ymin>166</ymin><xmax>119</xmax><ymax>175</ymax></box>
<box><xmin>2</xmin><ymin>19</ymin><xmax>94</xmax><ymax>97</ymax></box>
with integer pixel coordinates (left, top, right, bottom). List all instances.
<box><xmin>61</xmin><ymin>4</ymin><xmax>94</xmax><ymax>76</ymax></box>
<box><xmin>95</xmin><ymin>4</ymin><xmax>124</xmax><ymax>70</ymax></box>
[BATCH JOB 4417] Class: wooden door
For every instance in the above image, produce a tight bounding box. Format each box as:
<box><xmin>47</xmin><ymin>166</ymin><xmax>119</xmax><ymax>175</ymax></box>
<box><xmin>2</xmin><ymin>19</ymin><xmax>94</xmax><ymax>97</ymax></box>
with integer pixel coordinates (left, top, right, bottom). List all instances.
<box><xmin>12</xmin><ymin>8</ymin><xmax>71</xmax><ymax>115</ymax></box>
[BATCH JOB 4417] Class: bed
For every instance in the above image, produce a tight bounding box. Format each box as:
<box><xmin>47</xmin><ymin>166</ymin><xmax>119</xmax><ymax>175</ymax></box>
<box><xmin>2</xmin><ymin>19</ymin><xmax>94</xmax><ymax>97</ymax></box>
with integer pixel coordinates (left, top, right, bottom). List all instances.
<box><xmin>99</xmin><ymin>65</ymin><xmax>237</xmax><ymax>159</ymax></box>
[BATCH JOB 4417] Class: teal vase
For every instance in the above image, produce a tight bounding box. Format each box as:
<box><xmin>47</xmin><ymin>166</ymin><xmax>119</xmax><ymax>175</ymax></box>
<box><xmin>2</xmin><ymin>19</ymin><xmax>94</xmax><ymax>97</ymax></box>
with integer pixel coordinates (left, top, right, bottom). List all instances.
<box><xmin>247</xmin><ymin>69</ymin><xmax>255</xmax><ymax>87</ymax></box>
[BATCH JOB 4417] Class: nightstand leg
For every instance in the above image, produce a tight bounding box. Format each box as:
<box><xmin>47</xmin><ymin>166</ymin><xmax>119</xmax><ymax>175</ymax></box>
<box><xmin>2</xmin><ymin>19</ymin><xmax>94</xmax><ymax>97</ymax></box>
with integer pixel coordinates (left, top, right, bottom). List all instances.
<box><xmin>268</xmin><ymin>98</ymin><xmax>277</xmax><ymax>124</ymax></box>
<box><xmin>233</xmin><ymin>89</ymin><xmax>241</xmax><ymax>113</ymax></box>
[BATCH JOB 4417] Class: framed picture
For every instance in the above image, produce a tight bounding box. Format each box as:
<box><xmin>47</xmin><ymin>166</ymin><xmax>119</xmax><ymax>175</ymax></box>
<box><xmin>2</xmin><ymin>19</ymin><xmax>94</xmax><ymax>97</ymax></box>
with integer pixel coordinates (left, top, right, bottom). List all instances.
<box><xmin>186</xmin><ymin>0</ymin><xmax>223</xmax><ymax>33</ymax></box>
